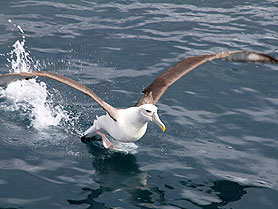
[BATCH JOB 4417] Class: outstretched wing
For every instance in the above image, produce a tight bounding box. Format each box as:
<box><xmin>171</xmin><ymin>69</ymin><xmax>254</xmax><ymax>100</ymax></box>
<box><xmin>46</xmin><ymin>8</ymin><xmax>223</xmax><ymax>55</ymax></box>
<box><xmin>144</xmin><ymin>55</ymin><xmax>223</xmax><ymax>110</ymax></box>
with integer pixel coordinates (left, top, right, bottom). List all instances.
<box><xmin>135</xmin><ymin>51</ymin><xmax>278</xmax><ymax>106</ymax></box>
<box><xmin>0</xmin><ymin>71</ymin><xmax>119</xmax><ymax>121</ymax></box>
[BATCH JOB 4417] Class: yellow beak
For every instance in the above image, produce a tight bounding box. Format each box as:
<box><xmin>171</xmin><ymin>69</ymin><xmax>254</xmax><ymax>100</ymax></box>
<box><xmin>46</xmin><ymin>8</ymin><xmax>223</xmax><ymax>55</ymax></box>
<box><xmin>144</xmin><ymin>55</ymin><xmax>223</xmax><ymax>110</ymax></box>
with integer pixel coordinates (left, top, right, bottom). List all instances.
<box><xmin>152</xmin><ymin>112</ymin><xmax>166</xmax><ymax>132</ymax></box>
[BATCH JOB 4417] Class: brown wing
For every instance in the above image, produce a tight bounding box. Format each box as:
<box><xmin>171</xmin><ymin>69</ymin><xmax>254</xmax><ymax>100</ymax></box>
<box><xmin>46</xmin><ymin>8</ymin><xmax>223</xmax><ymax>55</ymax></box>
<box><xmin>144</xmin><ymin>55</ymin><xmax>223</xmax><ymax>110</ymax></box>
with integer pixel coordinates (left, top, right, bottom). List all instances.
<box><xmin>0</xmin><ymin>71</ymin><xmax>118</xmax><ymax>121</ymax></box>
<box><xmin>135</xmin><ymin>51</ymin><xmax>278</xmax><ymax>106</ymax></box>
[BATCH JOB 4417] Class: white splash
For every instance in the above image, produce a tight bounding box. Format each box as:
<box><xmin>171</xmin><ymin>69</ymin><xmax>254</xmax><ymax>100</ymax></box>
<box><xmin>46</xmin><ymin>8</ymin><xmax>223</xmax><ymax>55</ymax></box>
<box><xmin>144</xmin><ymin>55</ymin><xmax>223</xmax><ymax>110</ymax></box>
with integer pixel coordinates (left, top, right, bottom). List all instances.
<box><xmin>1</xmin><ymin>21</ymin><xmax>69</xmax><ymax>130</ymax></box>
<box><xmin>3</xmin><ymin>79</ymin><xmax>66</xmax><ymax>129</ymax></box>
<box><xmin>113</xmin><ymin>141</ymin><xmax>138</xmax><ymax>154</ymax></box>
<box><xmin>8</xmin><ymin>39</ymin><xmax>32</xmax><ymax>73</ymax></box>
<box><xmin>6</xmin><ymin>20</ymin><xmax>33</xmax><ymax>73</ymax></box>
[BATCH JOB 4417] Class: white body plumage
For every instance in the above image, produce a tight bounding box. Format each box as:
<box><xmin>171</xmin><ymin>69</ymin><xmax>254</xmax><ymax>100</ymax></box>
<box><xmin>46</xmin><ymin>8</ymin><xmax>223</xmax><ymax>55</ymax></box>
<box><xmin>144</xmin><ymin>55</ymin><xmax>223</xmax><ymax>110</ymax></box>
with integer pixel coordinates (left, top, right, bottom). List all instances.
<box><xmin>83</xmin><ymin>104</ymin><xmax>165</xmax><ymax>144</ymax></box>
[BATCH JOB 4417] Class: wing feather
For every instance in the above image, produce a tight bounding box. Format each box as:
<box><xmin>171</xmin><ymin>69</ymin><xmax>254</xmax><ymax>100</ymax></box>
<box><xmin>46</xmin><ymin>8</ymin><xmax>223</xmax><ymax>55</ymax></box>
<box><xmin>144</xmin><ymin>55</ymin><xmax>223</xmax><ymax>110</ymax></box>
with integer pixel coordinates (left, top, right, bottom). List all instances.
<box><xmin>135</xmin><ymin>51</ymin><xmax>278</xmax><ymax>106</ymax></box>
<box><xmin>0</xmin><ymin>71</ymin><xmax>118</xmax><ymax>121</ymax></box>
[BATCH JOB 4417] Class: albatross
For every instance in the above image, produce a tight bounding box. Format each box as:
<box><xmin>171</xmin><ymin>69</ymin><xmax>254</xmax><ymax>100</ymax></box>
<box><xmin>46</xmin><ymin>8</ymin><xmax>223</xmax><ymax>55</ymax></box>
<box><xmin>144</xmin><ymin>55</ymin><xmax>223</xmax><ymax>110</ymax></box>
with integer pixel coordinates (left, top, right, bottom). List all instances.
<box><xmin>0</xmin><ymin>51</ymin><xmax>277</xmax><ymax>149</ymax></box>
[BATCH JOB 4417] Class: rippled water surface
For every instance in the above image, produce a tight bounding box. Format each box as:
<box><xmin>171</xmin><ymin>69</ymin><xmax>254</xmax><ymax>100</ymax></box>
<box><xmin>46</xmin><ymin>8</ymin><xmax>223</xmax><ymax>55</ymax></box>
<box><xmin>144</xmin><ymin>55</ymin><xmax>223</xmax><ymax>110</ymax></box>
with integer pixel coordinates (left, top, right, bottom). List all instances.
<box><xmin>0</xmin><ymin>1</ymin><xmax>278</xmax><ymax>208</ymax></box>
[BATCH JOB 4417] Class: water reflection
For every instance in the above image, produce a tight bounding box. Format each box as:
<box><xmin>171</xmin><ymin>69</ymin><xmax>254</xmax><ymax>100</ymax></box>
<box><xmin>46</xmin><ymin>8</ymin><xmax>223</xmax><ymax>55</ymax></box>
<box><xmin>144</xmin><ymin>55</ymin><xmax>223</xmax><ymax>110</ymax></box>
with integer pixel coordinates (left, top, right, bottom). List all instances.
<box><xmin>212</xmin><ymin>180</ymin><xmax>247</xmax><ymax>206</ymax></box>
<box><xmin>67</xmin><ymin>142</ymin><xmax>252</xmax><ymax>209</ymax></box>
<box><xmin>68</xmin><ymin>142</ymin><xmax>154</xmax><ymax>208</ymax></box>
<box><xmin>179</xmin><ymin>180</ymin><xmax>249</xmax><ymax>209</ymax></box>
<box><xmin>68</xmin><ymin>186</ymin><xmax>111</xmax><ymax>209</ymax></box>
<box><xmin>157</xmin><ymin>179</ymin><xmax>250</xmax><ymax>209</ymax></box>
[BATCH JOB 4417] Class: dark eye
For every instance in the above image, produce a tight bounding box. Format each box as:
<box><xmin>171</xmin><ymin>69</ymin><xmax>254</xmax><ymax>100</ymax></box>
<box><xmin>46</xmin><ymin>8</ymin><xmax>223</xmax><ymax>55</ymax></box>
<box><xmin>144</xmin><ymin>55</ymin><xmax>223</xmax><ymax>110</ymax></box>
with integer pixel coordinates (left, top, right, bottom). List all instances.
<box><xmin>146</xmin><ymin>110</ymin><xmax>151</xmax><ymax>113</ymax></box>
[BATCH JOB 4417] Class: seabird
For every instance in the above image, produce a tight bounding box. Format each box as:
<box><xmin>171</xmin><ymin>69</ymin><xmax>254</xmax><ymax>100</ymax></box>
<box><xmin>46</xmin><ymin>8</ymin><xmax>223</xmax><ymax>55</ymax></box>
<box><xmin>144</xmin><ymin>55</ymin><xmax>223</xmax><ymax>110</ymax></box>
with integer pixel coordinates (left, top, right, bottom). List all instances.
<box><xmin>0</xmin><ymin>51</ymin><xmax>277</xmax><ymax>149</ymax></box>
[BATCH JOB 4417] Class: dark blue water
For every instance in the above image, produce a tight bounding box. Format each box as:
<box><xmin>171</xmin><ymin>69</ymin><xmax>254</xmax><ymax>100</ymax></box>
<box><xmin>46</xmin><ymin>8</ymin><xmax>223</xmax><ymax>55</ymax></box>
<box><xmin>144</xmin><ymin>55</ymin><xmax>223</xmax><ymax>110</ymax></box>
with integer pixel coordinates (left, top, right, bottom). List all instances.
<box><xmin>0</xmin><ymin>1</ymin><xmax>278</xmax><ymax>208</ymax></box>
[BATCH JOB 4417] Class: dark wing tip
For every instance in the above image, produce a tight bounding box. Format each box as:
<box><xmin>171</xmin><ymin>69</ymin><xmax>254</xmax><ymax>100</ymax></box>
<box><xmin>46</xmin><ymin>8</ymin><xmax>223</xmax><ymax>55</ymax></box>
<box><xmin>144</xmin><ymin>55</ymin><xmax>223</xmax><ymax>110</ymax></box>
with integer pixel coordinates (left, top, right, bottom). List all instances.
<box><xmin>0</xmin><ymin>73</ymin><xmax>34</xmax><ymax>87</ymax></box>
<box><xmin>224</xmin><ymin>51</ymin><xmax>278</xmax><ymax>63</ymax></box>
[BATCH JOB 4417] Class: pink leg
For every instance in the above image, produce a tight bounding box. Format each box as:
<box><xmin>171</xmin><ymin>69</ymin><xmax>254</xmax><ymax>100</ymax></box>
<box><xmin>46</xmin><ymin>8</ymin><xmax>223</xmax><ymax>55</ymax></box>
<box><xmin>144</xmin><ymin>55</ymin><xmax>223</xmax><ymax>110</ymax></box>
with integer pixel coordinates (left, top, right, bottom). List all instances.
<box><xmin>96</xmin><ymin>130</ymin><xmax>115</xmax><ymax>149</ymax></box>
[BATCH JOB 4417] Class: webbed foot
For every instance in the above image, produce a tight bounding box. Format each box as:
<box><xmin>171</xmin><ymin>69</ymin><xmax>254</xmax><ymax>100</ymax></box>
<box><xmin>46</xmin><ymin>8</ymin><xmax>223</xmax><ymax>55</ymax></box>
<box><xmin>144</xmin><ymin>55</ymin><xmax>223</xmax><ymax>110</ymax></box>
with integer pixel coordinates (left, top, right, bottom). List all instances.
<box><xmin>80</xmin><ymin>135</ymin><xmax>101</xmax><ymax>144</ymax></box>
<box><xmin>96</xmin><ymin>130</ymin><xmax>115</xmax><ymax>149</ymax></box>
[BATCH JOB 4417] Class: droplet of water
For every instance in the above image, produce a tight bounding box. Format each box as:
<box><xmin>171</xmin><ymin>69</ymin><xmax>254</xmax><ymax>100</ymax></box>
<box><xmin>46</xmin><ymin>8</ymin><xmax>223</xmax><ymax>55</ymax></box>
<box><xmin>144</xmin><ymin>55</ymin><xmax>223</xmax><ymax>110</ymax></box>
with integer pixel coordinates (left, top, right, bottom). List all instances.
<box><xmin>1</xmin><ymin>23</ymin><xmax>71</xmax><ymax>131</ymax></box>
<box><xmin>9</xmin><ymin>39</ymin><xmax>32</xmax><ymax>73</ymax></box>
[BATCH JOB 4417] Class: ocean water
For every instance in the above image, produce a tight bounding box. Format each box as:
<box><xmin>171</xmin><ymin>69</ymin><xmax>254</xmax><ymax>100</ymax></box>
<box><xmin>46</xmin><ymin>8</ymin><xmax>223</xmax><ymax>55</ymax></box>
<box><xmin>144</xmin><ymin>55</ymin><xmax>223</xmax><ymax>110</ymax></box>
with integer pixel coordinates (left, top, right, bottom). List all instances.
<box><xmin>0</xmin><ymin>0</ymin><xmax>278</xmax><ymax>208</ymax></box>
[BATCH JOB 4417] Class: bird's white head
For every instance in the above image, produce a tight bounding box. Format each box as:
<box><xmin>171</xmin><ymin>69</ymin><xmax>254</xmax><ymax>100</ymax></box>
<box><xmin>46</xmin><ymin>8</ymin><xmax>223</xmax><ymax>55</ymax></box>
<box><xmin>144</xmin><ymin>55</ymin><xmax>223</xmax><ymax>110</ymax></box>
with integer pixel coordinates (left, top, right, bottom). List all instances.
<box><xmin>139</xmin><ymin>104</ymin><xmax>165</xmax><ymax>132</ymax></box>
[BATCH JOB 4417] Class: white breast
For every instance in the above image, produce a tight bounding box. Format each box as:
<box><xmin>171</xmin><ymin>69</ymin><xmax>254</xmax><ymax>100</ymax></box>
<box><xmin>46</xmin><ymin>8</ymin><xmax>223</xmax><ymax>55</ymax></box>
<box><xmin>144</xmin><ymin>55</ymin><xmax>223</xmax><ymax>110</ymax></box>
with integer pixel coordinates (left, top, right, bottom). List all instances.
<box><xmin>97</xmin><ymin>107</ymin><xmax>148</xmax><ymax>142</ymax></box>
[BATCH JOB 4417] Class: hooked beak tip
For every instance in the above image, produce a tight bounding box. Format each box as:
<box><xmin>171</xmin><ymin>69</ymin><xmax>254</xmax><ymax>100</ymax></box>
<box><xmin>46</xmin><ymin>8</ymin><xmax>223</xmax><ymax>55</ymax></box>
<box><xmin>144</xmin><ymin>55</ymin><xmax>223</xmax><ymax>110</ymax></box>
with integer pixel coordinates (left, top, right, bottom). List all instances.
<box><xmin>152</xmin><ymin>112</ymin><xmax>165</xmax><ymax>133</ymax></box>
<box><xmin>162</xmin><ymin>124</ymin><xmax>166</xmax><ymax>132</ymax></box>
